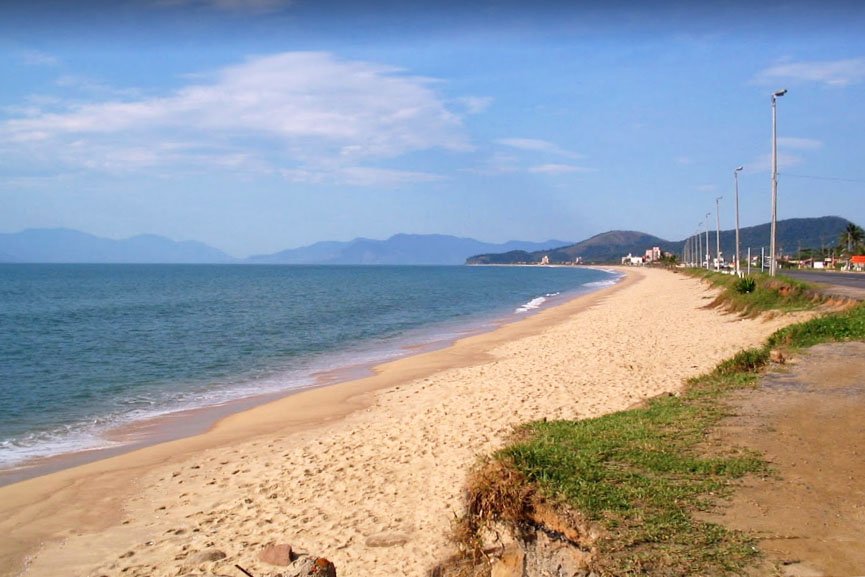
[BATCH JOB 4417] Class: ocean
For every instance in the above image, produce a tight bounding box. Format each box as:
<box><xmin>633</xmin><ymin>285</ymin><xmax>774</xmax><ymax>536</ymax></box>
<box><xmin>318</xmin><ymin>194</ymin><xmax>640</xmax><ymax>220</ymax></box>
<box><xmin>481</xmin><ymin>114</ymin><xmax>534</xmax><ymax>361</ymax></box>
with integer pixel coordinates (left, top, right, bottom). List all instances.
<box><xmin>0</xmin><ymin>264</ymin><xmax>618</xmax><ymax>477</ymax></box>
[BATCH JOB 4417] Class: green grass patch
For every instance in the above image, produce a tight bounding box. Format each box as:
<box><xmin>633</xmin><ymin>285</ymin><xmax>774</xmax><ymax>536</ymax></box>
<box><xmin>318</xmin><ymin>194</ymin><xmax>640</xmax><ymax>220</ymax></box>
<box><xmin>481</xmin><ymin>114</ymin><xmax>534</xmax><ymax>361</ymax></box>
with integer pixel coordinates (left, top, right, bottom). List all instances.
<box><xmin>685</xmin><ymin>270</ymin><xmax>823</xmax><ymax>316</ymax></box>
<box><xmin>453</xmin><ymin>298</ymin><xmax>865</xmax><ymax>576</ymax></box>
<box><xmin>768</xmin><ymin>301</ymin><xmax>865</xmax><ymax>349</ymax></box>
<box><xmin>495</xmin><ymin>386</ymin><xmax>765</xmax><ymax>576</ymax></box>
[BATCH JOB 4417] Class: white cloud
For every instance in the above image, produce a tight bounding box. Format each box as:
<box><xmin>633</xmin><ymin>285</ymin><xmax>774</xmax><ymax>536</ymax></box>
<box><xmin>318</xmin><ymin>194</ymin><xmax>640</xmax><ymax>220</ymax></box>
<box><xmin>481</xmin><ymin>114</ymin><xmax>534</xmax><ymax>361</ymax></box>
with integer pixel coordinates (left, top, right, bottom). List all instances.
<box><xmin>496</xmin><ymin>137</ymin><xmax>583</xmax><ymax>160</ymax></box>
<box><xmin>155</xmin><ymin>0</ymin><xmax>293</xmax><ymax>14</ymax></box>
<box><xmin>745</xmin><ymin>152</ymin><xmax>805</xmax><ymax>174</ymax></box>
<box><xmin>454</xmin><ymin>96</ymin><xmax>492</xmax><ymax>115</ymax></box>
<box><xmin>55</xmin><ymin>75</ymin><xmax>143</xmax><ymax>98</ymax></box>
<box><xmin>756</xmin><ymin>58</ymin><xmax>865</xmax><ymax>87</ymax></box>
<box><xmin>740</xmin><ymin>136</ymin><xmax>821</xmax><ymax>174</ymax></box>
<box><xmin>281</xmin><ymin>166</ymin><xmax>444</xmax><ymax>186</ymax></box>
<box><xmin>528</xmin><ymin>163</ymin><xmax>591</xmax><ymax>175</ymax></box>
<box><xmin>17</xmin><ymin>49</ymin><xmax>59</xmax><ymax>67</ymax></box>
<box><xmin>778</xmin><ymin>137</ymin><xmax>823</xmax><ymax>150</ymax></box>
<box><xmin>1</xmin><ymin>52</ymin><xmax>470</xmax><ymax>185</ymax></box>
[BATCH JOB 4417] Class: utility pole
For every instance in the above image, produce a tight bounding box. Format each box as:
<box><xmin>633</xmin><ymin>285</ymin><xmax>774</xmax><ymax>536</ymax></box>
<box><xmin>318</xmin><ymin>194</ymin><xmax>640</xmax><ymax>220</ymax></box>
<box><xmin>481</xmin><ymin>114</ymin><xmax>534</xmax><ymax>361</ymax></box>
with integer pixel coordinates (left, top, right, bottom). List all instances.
<box><xmin>734</xmin><ymin>166</ymin><xmax>743</xmax><ymax>276</ymax></box>
<box><xmin>697</xmin><ymin>225</ymin><xmax>703</xmax><ymax>269</ymax></box>
<box><xmin>770</xmin><ymin>88</ymin><xmax>787</xmax><ymax>276</ymax></box>
<box><xmin>715</xmin><ymin>196</ymin><xmax>723</xmax><ymax>271</ymax></box>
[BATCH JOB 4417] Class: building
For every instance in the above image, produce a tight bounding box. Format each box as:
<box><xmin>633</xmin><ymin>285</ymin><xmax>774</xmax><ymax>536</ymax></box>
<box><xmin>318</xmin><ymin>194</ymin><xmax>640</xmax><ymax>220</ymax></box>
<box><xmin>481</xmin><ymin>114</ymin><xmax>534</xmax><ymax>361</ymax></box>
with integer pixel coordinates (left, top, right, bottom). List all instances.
<box><xmin>644</xmin><ymin>246</ymin><xmax>662</xmax><ymax>262</ymax></box>
<box><xmin>621</xmin><ymin>253</ymin><xmax>644</xmax><ymax>266</ymax></box>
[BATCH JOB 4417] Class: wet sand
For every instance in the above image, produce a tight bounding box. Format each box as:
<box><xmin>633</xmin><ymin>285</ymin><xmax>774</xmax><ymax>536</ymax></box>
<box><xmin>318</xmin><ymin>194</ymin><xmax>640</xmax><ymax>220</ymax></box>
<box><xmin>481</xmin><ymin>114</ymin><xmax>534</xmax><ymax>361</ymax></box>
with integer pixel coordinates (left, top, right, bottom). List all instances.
<box><xmin>0</xmin><ymin>268</ymin><xmax>802</xmax><ymax>577</ymax></box>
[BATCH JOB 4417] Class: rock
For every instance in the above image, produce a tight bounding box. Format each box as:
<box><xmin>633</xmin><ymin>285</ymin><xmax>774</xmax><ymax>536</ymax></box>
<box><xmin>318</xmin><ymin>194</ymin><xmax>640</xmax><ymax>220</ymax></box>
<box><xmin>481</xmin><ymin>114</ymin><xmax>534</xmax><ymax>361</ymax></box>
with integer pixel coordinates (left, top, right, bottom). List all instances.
<box><xmin>364</xmin><ymin>531</ymin><xmax>410</xmax><ymax>547</ymax></box>
<box><xmin>259</xmin><ymin>543</ymin><xmax>294</xmax><ymax>566</ymax></box>
<box><xmin>193</xmin><ymin>549</ymin><xmax>227</xmax><ymax>563</ymax></box>
<box><xmin>279</xmin><ymin>555</ymin><xmax>337</xmax><ymax>577</ymax></box>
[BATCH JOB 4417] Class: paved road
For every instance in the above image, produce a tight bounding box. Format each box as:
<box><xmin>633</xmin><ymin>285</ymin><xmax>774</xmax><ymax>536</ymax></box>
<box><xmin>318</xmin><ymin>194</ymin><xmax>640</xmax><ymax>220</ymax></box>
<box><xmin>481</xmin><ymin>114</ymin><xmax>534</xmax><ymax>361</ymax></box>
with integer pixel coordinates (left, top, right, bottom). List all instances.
<box><xmin>782</xmin><ymin>269</ymin><xmax>865</xmax><ymax>300</ymax></box>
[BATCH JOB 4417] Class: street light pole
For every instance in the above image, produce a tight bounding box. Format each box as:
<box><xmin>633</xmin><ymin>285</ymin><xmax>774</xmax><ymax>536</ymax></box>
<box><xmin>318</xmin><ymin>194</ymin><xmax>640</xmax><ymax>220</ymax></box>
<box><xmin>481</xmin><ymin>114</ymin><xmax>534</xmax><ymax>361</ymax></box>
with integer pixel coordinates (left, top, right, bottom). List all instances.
<box><xmin>770</xmin><ymin>88</ymin><xmax>787</xmax><ymax>277</ymax></box>
<box><xmin>715</xmin><ymin>196</ymin><xmax>723</xmax><ymax>271</ymax></box>
<box><xmin>697</xmin><ymin>224</ymin><xmax>703</xmax><ymax>268</ymax></box>
<box><xmin>705</xmin><ymin>213</ymin><xmax>711</xmax><ymax>270</ymax></box>
<box><xmin>734</xmin><ymin>166</ymin><xmax>743</xmax><ymax>276</ymax></box>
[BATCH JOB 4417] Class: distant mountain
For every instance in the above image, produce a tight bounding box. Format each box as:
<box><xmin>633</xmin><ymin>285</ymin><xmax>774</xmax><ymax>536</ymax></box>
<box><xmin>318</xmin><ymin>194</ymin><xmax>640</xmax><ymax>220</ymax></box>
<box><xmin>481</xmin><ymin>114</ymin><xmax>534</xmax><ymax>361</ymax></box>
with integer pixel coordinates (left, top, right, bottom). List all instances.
<box><xmin>468</xmin><ymin>230</ymin><xmax>676</xmax><ymax>264</ymax></box>
<box><xmin>466</xmin><ymin>216</ymin><xmax>855</xmax><ymax>264</ymax></box>
<box><xmin>0</xmin><ymin>229</ymin><xmax>236</xmax><ymax>264</ymax></box>
<box><xmin>713</xmin><ymin>216</ymin><xmax>853</xmax><ymax>259</ymax></box>
<box><xmin>247</xmin><ymin>234</ymin><xmax>573</xmax><ymax>265</ymax></box>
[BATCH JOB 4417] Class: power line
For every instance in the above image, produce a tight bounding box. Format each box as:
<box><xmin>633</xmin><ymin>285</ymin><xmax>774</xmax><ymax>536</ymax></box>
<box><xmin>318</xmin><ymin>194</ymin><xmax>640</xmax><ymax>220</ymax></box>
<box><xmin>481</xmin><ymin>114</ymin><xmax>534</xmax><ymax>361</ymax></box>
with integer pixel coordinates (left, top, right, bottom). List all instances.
<box><xmin>780</xmin><ymin>172</ymin><xmax>865</xmax><ymax>184</ymax></box>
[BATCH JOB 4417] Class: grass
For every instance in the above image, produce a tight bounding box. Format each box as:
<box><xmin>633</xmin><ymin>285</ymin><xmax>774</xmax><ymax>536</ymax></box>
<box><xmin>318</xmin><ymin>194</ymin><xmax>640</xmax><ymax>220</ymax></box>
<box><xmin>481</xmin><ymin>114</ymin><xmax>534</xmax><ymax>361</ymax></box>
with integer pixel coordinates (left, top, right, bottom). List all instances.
<box><xmin>685</xmin><ymin>269</ymin><xmax>823</xmax><ymax>316</ymax></box>
<box><xmin>451</xmin><ymin>281</ymin><xmax>865</xmax><ymax>577</ymax></box>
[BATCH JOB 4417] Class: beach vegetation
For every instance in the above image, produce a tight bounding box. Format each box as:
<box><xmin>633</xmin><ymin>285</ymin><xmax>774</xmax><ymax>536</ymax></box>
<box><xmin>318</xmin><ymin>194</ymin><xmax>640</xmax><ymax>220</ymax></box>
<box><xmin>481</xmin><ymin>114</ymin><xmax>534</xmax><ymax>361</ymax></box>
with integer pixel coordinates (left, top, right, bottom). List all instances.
<box><xmin>733</xmin><ymin>276</ymin><xmax>756</xmax><ymax>294</ymax></box>
<box><xmin>449</xmin><ymin>297</ymin><xmax>865</xmax><ymax>577</ymax></box>
<box><xmin>687</xmin><ymin>269</ymin><xmax>824</xmax><ymax>316</ymax></box>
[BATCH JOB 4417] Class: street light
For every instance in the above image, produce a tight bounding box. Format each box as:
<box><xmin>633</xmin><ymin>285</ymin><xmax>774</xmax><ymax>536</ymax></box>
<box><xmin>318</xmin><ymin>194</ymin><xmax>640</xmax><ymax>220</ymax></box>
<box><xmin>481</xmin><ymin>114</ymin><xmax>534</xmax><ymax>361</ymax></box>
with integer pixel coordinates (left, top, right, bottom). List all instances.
<box><xmin>705</xmin><ymin>213</ymin><xmax>711</xmax><ymax>270</ymax></box>
<box><xmin>734</xmin><ymin>166</ymin><xmax>743</xmax><ymax>276</ymax></box>
<box><xmin>770</xmin><ymin>88</ymin><xmax>787</xmax><ymax>276</ymax></box>
<box><xmin>715</xmin><ymin>196</ymin><xmax>723</xmax><ymax>271</ymax></box>
<box><xmin>697</xmin><ymin>223</ymin><xmax>703</xmax><ymax>268</ymax></box>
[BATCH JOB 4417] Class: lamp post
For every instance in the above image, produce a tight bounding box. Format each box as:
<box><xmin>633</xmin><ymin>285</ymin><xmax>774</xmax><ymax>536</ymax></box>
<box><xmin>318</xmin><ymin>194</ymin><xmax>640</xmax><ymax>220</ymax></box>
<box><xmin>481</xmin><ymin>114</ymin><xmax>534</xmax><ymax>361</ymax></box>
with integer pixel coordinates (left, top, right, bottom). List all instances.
<box><xmin>697</xmin><ymin>224</ymin><xmax>703</xmax><ymax>268</ymax></box>
<box><xmin>770</xmin><ymin>88</ymin><xmax>787</xmax><ymax>277</ymax></box>
<box><xmin>715</xmin><ymin>196</ymin><xmax>723</xmax><ymax>271</ymax></box>
<box><xmin>734</xmin><ymin>166</ymin><xmax>743</xmax><ymax>276</ymax></box>
<box><xmin>705</xmin><ymin>213</ymin><xmax>711</xmax><ymax>270</ymax></box>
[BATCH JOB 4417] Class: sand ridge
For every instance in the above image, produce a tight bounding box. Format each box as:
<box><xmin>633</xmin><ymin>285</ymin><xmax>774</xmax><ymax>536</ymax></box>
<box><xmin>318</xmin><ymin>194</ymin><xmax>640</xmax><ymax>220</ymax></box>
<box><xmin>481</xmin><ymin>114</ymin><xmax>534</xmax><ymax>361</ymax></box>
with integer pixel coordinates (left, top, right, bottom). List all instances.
<box><xmin>2</xmin><ymin>268</ymin><xmax>802</xmax><ymax>577</ymax></box>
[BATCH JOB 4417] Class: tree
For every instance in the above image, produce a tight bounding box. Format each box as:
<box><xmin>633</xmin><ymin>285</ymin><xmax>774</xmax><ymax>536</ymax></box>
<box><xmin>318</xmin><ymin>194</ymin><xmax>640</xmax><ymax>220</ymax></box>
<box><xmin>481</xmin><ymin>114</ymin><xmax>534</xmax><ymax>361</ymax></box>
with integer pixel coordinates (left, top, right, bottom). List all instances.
<box><xmin>841</xmin><ymin>222</ymin><xmax>865</xmax><ymax>255</ymax></box>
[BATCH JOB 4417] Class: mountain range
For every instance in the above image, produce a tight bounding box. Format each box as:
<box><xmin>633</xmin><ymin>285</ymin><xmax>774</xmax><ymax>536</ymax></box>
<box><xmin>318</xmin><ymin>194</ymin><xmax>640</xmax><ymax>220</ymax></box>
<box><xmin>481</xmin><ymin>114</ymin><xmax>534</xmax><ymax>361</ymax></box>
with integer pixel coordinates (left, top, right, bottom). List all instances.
<box><xmin>245</xmin><ymin>234</ymin><xmax>572</xmax><ymax>265</ymax></box>
<box><xmin>466</xmin><ymin>216</ymin><xmax>853</xmax><ymax>264</ymax></box>
<box><xmin>0</xmin><ymin>229</ymin><xmax>571</xmax><ymax>265</ymax></box>
<box><xmin>0</xmin><ymin>216</ymin><xmax>853</xmax><ymax>265</ymax></box>
<box><xmin>0</xmin><ymin>229</ymin><xmax>235</xmax><ymax>264</ymax></box>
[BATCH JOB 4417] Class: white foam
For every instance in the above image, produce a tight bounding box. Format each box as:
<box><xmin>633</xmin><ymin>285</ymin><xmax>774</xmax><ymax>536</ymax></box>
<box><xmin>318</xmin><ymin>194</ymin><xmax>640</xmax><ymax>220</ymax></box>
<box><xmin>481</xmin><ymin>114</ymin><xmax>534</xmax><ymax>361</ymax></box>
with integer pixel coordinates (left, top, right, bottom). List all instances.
<box><xmin>515</xmin><ymin>296</ymin><xmax>547</xmax><ymax>313</ymax></box>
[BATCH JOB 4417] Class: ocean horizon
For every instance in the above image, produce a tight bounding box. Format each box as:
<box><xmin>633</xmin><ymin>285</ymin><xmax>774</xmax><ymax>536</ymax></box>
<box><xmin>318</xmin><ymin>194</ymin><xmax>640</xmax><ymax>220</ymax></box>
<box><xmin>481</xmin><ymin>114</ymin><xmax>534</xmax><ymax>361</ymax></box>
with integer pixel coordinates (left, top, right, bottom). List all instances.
<box><xmin>0</xmin><ymin>264</ymin><xmax>619</xmax><ymax>480</ymax></box>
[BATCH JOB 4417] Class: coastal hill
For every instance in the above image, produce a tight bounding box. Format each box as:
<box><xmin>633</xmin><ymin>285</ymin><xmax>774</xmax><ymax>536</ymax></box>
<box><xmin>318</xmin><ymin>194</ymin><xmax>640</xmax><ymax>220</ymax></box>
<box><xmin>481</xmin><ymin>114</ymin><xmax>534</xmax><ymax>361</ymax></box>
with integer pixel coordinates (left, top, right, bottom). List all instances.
<box><xmin>467</xmin><ymin>216</ymin><xmax>854</xmax><ymax>264</ymax></box>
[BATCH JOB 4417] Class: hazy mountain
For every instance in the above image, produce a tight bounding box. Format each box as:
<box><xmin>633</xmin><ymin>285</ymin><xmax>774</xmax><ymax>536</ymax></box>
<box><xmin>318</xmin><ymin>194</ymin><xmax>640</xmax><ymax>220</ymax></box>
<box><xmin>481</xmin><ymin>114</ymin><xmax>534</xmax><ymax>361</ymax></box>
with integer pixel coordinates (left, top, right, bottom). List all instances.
<box><xmin>247</xmin><ymin>234</ymin><xmax>573</xmax><ymax>265</ymax></box>
<box><xmin>4</xmin><ymin>217</ymin><xmax>849</xmax><ymax>266</ymax></box>
<box><xmin>467</xmin><ymin>216</ymin><xmax>854</xmax><ymax>264</ymax></box>
<box><xmin>0</xmin><ymin>229</ymin><xmax>236</xmax><ymax>264</ymax></box>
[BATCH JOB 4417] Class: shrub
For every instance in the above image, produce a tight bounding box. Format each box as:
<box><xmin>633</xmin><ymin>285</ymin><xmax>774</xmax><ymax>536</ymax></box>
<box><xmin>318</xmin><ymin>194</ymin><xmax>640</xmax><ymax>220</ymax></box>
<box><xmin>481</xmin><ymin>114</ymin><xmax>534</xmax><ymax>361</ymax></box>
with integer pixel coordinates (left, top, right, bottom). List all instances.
<box><xmin>734</xmin><ymin>277</ymin><xmax>756</xmax><ymax>294</ymax></box>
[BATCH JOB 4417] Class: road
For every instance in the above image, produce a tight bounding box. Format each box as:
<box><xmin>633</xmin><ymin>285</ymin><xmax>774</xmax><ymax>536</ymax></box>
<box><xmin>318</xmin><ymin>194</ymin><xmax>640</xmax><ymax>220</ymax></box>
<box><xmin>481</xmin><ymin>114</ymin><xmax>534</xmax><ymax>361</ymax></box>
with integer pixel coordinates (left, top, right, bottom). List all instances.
<box><xmin>782</xmin><ymin>269</ymin><xmax>865</xmax><ymax>300</ymax></box>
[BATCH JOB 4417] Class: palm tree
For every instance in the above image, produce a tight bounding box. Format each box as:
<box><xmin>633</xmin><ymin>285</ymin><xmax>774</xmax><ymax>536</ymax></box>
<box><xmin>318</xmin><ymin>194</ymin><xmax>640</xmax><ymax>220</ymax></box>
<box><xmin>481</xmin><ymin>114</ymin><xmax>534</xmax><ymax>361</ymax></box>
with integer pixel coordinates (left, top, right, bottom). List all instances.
<box><xmin>842</xmin><ymin>222</ymin><xmax>865</xmax><ymax>254</ymax></box>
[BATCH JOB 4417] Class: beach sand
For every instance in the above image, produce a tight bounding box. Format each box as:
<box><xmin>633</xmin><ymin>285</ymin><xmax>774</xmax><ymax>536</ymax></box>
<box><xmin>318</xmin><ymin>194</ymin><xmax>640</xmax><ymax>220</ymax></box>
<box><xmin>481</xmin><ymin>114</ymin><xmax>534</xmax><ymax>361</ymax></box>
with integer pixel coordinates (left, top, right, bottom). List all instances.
<box><xmin>0</xmin><ymin>268</ymin><xmax>802</xmax><ymax>577</ymax></box>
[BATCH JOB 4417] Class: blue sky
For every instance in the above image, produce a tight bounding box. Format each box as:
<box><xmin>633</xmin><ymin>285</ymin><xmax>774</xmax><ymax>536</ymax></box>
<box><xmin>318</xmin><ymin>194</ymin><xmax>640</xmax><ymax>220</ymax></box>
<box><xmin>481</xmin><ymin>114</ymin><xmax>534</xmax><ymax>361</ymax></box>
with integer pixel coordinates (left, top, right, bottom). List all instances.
<box><xmin>2</xmin><ymin>0</ymin><xmax>864</xmax><ymax>257</ymax></box>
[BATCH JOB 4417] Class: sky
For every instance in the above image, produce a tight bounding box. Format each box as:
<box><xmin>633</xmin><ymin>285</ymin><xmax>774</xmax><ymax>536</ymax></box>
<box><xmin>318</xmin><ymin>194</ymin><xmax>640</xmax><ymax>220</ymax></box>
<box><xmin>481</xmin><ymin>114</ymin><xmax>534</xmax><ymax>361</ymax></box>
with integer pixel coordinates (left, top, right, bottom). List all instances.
<box><xmin>2</xmin><ymin>0</ymin><xmax>864</xmax><ymax>258</ymax></box>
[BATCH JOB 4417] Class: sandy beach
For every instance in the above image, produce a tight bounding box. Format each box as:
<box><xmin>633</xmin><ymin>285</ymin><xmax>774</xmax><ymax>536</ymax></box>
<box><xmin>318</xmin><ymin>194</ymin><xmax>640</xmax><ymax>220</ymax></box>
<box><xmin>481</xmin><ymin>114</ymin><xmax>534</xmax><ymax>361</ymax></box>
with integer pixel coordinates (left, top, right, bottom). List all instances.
<box><xmin>0</xmin><ymin>268</ymin><xmax>803</xmax><ymax>577</ymax></box>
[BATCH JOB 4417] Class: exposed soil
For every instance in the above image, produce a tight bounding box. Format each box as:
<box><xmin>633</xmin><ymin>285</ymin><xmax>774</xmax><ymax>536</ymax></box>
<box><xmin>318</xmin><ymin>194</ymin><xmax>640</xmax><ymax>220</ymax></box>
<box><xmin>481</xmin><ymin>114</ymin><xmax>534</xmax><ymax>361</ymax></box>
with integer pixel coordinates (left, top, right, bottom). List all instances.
<box><xmin>704</xmin><ymin>341</ymin><xmax>865</xmax><ymax>577</ymax></box>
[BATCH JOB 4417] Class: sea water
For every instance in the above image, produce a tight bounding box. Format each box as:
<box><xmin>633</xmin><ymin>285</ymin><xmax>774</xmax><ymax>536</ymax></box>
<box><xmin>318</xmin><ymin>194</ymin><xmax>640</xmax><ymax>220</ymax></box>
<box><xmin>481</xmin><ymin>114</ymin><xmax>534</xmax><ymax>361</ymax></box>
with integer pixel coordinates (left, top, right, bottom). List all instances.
<box><xmin>0</xmin><ymin>264</ymin><xmax>618</xmax><ymax>473</ymax></box>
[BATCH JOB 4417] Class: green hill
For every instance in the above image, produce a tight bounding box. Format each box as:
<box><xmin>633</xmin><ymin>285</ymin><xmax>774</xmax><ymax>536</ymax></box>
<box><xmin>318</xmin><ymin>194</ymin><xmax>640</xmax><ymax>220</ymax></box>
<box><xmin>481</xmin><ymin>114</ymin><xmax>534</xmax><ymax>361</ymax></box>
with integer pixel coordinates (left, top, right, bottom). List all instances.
<box><xmin>466</xmin><ymin>216</ymin><xmax>855</xmax><ymax>265</ymax></box>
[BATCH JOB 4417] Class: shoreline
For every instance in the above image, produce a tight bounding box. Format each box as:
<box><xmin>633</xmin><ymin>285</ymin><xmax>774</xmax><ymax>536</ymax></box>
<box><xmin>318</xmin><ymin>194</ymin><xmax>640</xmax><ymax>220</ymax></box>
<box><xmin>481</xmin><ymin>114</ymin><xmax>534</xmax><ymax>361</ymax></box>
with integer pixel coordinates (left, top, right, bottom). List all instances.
<box><xmin>0</xmin><ymin>268</ymin><xmax>803</xmax><ymax>577</ymax></box>
<box><xmin>0</xmin><ymin>272</ymin><xmax>617</xmax><ymax>487</ymax></box>
<box><xmin>0</xmin><ymin>269</ymin><xmax>631</xmax><ymax>576</ymax></box>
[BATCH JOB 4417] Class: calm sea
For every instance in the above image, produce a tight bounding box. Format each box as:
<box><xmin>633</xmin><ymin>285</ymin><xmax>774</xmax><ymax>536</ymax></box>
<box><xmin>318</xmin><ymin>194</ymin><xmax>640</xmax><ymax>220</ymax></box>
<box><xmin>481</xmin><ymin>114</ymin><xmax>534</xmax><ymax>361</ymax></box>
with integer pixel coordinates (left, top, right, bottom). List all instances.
<box><xmin>0</xmin><ymin>264</ymin><xmax>618</xmax><ymax>473</ymax></box>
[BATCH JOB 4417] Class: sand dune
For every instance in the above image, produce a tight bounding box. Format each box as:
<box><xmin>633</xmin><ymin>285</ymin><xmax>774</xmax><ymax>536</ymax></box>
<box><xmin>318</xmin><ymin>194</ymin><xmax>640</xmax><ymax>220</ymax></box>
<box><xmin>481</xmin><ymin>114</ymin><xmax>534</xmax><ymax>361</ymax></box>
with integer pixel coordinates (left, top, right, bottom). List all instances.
<box><xmin>1</xmin><ymin>268</ymin><xmax>802</xmax><ymax>577</ymax></box>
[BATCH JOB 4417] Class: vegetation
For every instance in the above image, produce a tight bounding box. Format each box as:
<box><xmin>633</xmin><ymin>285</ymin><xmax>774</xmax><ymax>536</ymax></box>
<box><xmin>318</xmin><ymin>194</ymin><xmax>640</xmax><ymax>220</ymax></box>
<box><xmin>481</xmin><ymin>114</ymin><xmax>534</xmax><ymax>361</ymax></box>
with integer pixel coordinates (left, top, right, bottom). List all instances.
<box><xmin>451</xmin><ymin>275</ymin><xmax>865</xmax><ymax>577</ymax></box>
<box><xmin>733</xmin><ymin>276</ymin><xmax>756</xmax><ymax>294</ymax></box>
<box><xmin>687</xmin><ymin>269</ymin><xmax>823</xmax><ymax>316</ymax></box>
<box><xmin>841</xmin><ymin>222</ymin><xmax>865</xmax><ymax>256</ymax></box>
